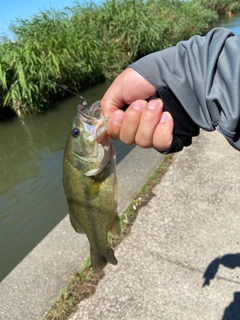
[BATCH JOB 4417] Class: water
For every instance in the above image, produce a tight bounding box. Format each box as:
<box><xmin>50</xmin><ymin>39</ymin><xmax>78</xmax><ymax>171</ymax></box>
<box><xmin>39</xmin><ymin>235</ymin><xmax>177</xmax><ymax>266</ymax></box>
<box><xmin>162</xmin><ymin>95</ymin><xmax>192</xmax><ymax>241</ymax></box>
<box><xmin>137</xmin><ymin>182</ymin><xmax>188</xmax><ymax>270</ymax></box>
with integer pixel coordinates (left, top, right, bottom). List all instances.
<box><xmin>0</xmin><ymin>81</ymin><xmax>135</xmax><ymax>281</ymax></box>
<box><xmin>218</xmin><ymin>12</ymin><xmax>240</xmax><ymax>34</ymax></box>
<box><xmin>1</xmin><ymin>13</ymin><xmax>240</xmax><ymax>282</ymax></box>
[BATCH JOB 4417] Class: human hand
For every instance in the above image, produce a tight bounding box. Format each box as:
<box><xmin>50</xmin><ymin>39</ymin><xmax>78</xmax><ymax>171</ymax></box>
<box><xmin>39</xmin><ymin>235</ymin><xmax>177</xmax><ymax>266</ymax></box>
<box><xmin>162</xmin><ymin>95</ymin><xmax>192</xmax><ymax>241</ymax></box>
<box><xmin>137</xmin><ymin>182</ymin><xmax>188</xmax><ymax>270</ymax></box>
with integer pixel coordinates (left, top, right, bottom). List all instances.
<box><xmin>101</xmin><ymin>68</ymin><xmax>174</xmax><ymax>151</ymax></box>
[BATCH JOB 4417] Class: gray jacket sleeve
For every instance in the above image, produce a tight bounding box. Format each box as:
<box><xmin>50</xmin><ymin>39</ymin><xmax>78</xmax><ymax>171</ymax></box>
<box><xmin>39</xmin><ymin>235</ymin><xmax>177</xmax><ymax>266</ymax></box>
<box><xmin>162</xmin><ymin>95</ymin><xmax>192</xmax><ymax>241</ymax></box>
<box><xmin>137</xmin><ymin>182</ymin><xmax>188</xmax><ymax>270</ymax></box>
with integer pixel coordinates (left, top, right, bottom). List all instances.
<box><xmin>130</xmin><ymin>27</ymin><xmax>240</xmax><ymax>152</ymax></box>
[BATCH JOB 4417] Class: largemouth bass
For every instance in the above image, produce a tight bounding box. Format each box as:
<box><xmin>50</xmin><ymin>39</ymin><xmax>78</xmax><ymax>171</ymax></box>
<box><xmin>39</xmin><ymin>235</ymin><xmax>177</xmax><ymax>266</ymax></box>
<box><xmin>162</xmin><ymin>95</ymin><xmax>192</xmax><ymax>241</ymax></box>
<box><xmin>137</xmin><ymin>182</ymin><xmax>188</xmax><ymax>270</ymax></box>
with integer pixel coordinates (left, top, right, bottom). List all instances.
<box><xmin>63</xmin><ymin>100</ymin><xmax>121</xmax><ymax>272</ymax></box>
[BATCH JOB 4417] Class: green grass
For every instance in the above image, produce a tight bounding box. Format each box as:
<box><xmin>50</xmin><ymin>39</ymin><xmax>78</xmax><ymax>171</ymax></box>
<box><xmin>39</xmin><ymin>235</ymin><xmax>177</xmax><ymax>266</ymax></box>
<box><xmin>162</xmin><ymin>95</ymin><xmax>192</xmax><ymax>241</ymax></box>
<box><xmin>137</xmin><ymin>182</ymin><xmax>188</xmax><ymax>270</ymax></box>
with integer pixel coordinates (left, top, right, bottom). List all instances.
<box><xmin>0</xmin><ymin>0</ymin><xmax>219</xmax><ymax>117</ymax></box>
<box><xmin>43</xmin><ymin>154</ymin><xmax>174</xmax><ymax>320</ymax></box>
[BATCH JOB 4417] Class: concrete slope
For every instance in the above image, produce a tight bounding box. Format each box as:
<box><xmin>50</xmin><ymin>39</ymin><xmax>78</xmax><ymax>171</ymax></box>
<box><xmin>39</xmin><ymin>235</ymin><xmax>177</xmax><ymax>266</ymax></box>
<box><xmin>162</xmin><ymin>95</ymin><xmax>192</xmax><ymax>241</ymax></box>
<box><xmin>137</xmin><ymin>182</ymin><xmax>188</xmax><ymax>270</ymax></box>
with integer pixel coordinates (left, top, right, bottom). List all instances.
<box><xmin>0</xmin><ymin>146</ymin><xmax>164</xmax><ymax>320</ymax></box>
<box><xmin>69</xmin><ymin>130</ymin><xmax>240</xmax><ymax>320</ymax></box>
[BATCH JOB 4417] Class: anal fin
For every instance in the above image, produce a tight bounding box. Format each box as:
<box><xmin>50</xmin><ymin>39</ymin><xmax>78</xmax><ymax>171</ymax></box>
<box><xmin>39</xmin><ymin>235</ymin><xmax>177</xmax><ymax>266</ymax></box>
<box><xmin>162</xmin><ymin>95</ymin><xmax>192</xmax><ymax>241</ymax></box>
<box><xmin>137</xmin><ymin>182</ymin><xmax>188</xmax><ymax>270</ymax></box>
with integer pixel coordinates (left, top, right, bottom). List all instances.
<box><xmin>109</xmin><ymin>214</ymin><xmax>121</xmax><ymax>238</ymax></box>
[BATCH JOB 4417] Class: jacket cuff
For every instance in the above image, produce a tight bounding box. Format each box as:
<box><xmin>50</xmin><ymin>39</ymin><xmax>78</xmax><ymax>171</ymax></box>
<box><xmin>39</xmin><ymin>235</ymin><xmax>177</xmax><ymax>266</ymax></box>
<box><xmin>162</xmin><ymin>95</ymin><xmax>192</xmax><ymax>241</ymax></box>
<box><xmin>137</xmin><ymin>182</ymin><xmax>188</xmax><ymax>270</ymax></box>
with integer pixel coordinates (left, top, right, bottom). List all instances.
<box><xmin>155</xmin><ymin>89</ymin><xmax>200</xmax><ymax>154</ymax></box>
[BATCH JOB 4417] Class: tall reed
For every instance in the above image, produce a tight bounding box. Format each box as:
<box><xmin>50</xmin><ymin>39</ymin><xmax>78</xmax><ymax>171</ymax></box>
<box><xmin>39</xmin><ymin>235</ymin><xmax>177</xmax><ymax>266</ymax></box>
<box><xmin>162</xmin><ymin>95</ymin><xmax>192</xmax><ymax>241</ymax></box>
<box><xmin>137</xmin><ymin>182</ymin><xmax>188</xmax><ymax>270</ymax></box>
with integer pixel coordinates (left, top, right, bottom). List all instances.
<box><xmin>0</xmin><ymin>0</ymin><xmax>218</xmax><ymax>117</ymax></box>
<box><xmin>200</xmin><ymin>0</ymin><xmax>240</xmax><ymax>14</ymax></box>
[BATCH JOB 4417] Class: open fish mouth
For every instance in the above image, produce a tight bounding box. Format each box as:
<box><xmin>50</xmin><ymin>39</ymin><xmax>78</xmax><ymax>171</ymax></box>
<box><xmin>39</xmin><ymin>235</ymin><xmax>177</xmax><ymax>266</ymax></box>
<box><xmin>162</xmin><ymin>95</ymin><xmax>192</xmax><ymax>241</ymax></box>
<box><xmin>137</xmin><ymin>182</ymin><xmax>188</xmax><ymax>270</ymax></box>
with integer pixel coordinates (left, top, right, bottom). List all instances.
<box><xmin>77</xmin><ymin>100</ymin><xmax>103</xmax><ymax>122</ymax></box>
<box><xmin>75</xmin><ymin>100</ymin><xmax>108</xmax><ymax>141</ymax></box>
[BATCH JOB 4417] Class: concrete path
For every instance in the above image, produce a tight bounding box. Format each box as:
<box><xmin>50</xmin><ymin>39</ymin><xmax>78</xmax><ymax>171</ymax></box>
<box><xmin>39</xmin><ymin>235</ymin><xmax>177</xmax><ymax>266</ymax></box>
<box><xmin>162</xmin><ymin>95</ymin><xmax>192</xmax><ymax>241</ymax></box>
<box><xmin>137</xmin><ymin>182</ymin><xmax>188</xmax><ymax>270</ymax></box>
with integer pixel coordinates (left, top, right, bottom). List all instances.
<box><xmin>0</xmin><ymin>145</ymin><xmax>164</xmax><ymax>320</ymax></box>
<box><xmin>69</xmin><ymin>130</ymin><xmax>240</xmax><ymax>320</ymax></box>
<box><xmin>1</xmin><ymin>129</ymin><xmax>240</xmax><ymax>320</ymax></box>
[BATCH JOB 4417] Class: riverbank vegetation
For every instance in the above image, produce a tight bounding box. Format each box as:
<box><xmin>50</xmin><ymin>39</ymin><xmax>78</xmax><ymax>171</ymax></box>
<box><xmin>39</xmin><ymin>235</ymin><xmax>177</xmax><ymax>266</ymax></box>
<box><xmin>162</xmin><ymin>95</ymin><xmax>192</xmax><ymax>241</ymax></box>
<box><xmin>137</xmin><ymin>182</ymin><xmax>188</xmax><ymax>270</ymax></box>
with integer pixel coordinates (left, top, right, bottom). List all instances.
<box><xmin>0</xmin><ymin>0</ymin><xmax>236</xmax><ymax>117</ymax></box>
<box><xmin>200</xmin><ymin>0</ymin><xmax>240</xmax><ymax>15</ymax></box>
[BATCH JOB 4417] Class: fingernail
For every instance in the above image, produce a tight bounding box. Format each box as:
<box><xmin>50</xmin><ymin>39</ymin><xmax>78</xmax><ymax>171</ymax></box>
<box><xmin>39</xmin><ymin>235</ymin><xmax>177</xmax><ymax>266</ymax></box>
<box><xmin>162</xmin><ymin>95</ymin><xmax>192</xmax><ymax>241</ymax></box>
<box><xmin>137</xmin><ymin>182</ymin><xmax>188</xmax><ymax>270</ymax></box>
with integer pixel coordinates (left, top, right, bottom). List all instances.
<box><xmin>133</xmin><ymin>100</ymin><xmax>146</xmax><ymax>111</ymax></box>
<box><xmin>160</xmin><ymin>112</ymin><xmax>168</xmax><ymax>123</ymax></box>
<box><xmin>112</xmin><ymin>111</ymin><xmax>123</xmax><ymax>125</ymax></box>
<box><xmin>148</xmin><ymin>99</ymin><xmax>160</xmax><ymax>110</ymax></box>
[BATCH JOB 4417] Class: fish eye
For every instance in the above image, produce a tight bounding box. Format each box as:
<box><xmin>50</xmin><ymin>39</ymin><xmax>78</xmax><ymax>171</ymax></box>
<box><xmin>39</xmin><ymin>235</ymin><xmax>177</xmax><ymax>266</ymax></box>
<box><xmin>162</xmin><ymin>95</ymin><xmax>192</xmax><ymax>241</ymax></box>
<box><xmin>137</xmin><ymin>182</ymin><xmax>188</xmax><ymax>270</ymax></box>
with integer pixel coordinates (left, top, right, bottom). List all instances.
<box><xmin>71</xmin><ymin>128</ymin><xmax>80</xmax><ymax>138</ymax></box>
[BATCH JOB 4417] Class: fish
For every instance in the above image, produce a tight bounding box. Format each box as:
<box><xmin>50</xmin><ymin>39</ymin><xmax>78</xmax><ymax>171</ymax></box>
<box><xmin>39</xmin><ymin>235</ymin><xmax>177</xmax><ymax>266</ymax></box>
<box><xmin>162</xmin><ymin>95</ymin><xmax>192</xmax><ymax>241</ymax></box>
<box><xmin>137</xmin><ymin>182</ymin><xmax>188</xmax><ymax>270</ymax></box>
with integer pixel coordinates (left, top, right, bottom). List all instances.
<box><xmin>63</xmin><ymin>100</ymin><xmax>121</xmax><ymax>272</ymax></box>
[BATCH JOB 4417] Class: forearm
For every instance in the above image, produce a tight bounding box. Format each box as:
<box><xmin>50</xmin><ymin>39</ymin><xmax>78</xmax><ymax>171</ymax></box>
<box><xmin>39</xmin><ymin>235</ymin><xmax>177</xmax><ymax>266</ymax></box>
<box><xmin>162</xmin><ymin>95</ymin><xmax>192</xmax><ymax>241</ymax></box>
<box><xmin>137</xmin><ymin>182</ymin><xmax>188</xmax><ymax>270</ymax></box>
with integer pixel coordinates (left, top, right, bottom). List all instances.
<box><xmin>130</xmin><ymin>28</ymin><xmax>240</xmax><ymax>151</ymax></box>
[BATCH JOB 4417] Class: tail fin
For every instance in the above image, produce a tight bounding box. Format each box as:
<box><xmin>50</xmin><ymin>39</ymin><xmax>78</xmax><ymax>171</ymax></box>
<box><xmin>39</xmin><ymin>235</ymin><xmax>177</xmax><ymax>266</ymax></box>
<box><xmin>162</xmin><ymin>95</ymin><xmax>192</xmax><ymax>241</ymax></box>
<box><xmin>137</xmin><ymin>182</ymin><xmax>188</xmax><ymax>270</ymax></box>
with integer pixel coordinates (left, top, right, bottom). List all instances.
<box><xmin>90</xmin><ymin>247</ymin><xmax>117</xmax><ymax>273</ymax></box>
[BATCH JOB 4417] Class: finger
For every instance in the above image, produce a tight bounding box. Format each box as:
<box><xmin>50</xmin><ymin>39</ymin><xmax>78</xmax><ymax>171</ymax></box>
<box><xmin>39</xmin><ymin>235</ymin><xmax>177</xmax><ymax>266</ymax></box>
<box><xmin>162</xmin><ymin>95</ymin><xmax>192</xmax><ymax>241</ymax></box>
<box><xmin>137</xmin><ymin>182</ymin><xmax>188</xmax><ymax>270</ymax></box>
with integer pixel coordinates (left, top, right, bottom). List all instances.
<box><xmin>107</xmin><ymin>110</ymin><xmax>124</xmax><ymax>140</ymax></box>
<box><xmin>153</xmin><ymin>111</ymin><xmax>174</xmax><ymax>151</ymax></box>
<box><xmin>135</xmin><ymin>99</ymin><xmax>164</xmax><ymax>148</ymax></box>
<box><xmin>101</xmin><ymin>68</ymin><xmax>156</xmax><ymax>118</ymax></box>
<box><xmin>119</xmin><ymin>100</ymin><xmax>147</xmax><ymax>144</ymax></box>
<box><xmin>101</xmin><ymin>72</ymin><xmax>127</xmax><ymax>118</ymax></box>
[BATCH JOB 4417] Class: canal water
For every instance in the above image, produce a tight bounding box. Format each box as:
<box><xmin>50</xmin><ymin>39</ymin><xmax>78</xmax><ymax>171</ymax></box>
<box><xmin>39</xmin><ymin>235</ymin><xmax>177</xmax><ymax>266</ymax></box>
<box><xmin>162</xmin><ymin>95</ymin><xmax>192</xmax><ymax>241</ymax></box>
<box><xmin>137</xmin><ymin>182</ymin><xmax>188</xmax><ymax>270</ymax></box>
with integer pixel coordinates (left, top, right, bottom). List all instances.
<box><xmin>0</xmin><ymin>13</ymin><xmax>240</xmax><ymax>281</ymax></box>
<box><xmin>0</xmin><ymin>81</ymin><xmax>135</xmax><ymax>281</ymax></box>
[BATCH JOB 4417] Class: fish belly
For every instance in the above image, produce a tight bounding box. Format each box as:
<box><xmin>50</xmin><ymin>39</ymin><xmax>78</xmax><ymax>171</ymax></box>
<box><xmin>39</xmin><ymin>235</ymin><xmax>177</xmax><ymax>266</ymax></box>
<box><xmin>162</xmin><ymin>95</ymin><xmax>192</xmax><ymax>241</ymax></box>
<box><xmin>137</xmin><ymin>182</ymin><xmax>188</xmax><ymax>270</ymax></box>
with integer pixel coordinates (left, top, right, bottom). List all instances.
<box><xmin>64</xmin><ymin>161</ymin><xmax>120</xmax><ymax>272</ymax></box>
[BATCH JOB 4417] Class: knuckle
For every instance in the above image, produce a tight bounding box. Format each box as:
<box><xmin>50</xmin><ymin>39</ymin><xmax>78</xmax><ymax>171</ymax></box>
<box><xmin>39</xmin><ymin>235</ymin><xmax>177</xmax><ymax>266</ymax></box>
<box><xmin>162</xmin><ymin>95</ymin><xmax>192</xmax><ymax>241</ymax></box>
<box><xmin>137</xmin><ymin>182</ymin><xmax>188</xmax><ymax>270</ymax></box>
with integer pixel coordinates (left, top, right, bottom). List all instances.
<box><xmin>120</xmin><ymin>134</ymin><xmax>135</xmax><ymax>145</ymax></box>
<box><xmin>141</xmin><ymin>112</ymin><xmax>154</xmax><ymax>124</ymax></box>
<box><xmin>124</xmin><ymin>109</ymin><xmax>139</xmax><ymax>125</ymax></box>
<box><xmin>135</xmin><ymin>135</ymin><xmax>151</xmax><ymax>148</ymax></box>
<box><xmin>119</xmin><ymin>127</ymin><xmax>135</xmax><ymax>144</ymax></box>
<box><xmin>141</xmin><ymin>110</ymin><xmax>160</xmax><ymax>127</ymax></box>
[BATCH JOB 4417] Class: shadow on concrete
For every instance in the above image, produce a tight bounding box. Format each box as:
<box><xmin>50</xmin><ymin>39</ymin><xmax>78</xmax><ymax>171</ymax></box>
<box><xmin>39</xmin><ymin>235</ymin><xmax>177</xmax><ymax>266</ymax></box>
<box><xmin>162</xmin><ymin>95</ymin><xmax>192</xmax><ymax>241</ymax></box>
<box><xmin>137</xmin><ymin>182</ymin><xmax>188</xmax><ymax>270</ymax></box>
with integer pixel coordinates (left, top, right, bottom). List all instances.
<box><xmin>203</xmin><ymin>253</ymin><xmax>240</xmax><ymax>320</ymax></box>
<box><xmin>222</xmin><ymin>291</ymin><xmax>240</xmax><ymax>320</ymax></box>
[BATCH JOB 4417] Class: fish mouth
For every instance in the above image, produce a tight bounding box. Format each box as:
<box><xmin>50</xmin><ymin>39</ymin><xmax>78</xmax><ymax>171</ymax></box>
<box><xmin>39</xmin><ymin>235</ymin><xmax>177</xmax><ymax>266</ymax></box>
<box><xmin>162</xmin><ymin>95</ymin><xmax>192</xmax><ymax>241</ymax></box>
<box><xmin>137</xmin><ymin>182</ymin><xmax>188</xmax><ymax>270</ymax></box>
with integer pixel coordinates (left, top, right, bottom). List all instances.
<box><xmin>77</xmin><ymin>100</ymin><xmax>103</xmax><ymax>122</ymax></box>
<box><xmin>73</xmin><ymin>100</ymin><xmax>112</xmax><ymax>176</ymax></box>
<box><xmin>76</xmin><ymin>100</ymin><xmax>108</xmax><ymax>141</ymax></box>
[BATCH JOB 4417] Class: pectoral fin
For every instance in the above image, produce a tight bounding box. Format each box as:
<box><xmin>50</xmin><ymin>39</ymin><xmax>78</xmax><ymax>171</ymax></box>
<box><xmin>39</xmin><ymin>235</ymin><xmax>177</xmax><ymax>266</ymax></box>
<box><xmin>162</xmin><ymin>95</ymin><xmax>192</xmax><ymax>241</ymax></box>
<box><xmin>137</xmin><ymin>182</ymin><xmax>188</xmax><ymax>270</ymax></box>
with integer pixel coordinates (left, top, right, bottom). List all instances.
<box><xmin>85</xmin><ymin>180</ymin><xmax>102</xmax><ymax>198</ymax></box>
<box><xmin>69</xmin><ymin>212</ymin><xmax>86</xmax><ymax>234</ymax></box>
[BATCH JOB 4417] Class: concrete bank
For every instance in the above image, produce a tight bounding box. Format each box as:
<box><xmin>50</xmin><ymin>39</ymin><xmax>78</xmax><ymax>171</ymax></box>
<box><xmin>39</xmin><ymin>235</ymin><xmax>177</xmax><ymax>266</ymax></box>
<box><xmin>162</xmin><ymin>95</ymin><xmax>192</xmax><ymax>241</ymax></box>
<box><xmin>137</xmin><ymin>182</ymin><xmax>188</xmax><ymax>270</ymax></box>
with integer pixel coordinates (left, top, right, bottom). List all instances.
<box><xmin>0</xmin><ymin>145</ymin><xmax>164</xmax><ymax>320</ymax></box>
<box><xmin>69</xmin><ymin>130</ymin><xmax>240</xmax><ymax>320</ymax></box>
